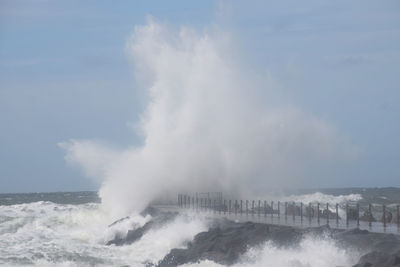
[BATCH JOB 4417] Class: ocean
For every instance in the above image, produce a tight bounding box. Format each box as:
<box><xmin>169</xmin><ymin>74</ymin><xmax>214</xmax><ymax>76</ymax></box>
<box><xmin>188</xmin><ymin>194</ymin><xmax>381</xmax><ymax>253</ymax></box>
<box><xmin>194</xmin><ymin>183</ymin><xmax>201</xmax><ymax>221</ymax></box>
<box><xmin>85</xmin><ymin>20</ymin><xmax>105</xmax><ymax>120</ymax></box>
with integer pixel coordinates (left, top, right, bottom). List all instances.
<box><xmin>0</xmin><ymin>188</ymin><xmax>399</xmax><ymax>266</ymax></box>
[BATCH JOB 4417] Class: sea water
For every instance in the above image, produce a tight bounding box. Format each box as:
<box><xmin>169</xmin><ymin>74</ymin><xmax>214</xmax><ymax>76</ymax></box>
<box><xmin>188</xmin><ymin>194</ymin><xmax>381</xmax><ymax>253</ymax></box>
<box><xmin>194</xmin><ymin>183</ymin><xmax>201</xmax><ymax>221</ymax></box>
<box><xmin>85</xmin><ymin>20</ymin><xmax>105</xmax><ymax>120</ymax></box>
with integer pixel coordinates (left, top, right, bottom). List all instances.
<box><xmin>1</xmin><ymin>189</ymin><xmax>398</xmax><ymax>266</ymax></box>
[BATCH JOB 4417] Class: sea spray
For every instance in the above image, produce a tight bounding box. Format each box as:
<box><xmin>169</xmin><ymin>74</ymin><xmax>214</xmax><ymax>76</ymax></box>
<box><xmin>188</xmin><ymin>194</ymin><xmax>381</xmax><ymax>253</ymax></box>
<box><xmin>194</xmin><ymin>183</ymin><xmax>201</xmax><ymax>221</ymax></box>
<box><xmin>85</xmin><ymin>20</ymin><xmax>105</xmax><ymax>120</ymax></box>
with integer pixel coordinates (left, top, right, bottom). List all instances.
<box><xmin>180</xmin><ymin>236</ymin><xmax>359</xmax><ymax>267</ymax></box>
<box><xmin>60</xmin><ymin>18</ymin><xmax>357</xmax><ymax>218</ymax></box>
<box><xmin>0</xmin><ymin>201</ymin><xmax>208</xmax><ymax>266</ymax></box>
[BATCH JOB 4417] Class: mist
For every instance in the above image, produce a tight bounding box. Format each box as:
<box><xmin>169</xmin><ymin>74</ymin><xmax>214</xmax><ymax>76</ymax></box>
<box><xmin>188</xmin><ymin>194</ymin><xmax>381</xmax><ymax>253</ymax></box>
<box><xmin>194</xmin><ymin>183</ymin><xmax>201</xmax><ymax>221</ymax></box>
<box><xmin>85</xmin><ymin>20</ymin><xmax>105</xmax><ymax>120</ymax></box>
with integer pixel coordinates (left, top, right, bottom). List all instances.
<box><xmin>60</xmin><ymin>18</ymin><xmax>357</xmax><ymax>217</ymax></box>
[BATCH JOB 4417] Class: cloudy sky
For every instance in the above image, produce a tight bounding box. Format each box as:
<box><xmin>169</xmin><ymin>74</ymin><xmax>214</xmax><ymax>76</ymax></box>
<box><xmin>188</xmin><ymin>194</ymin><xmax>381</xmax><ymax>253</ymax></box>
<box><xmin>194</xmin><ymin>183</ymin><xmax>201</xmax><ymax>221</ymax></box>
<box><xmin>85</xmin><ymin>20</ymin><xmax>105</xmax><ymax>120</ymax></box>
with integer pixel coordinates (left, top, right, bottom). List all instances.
<box><xmin>1</xmin><ymin>0</ymin><xmax>400</xmax><ymax>193</ymax></box>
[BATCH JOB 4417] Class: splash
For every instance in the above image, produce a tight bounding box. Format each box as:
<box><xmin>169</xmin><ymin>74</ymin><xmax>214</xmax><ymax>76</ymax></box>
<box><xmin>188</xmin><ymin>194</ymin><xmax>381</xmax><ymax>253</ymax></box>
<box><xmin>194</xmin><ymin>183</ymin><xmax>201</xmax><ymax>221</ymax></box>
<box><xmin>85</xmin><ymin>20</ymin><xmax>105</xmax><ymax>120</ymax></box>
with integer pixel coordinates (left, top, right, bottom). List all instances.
<box><xmin>0</xmin><ymin>201</ymin><xmax>208</xmax><ymax>266</ymax></box>
<box><xmin>277</xmin><ymin>192</ymin><xmax>362</xmax><ymax>205</ymax></box>
<box><xmin>60</xmin><ymin>18</ymin><xmax>357</xmax><ymax>217</ymax></box>
<box><xmin>181</xmin><ymin>236</ymin><xmax>359</xmax><ymax>267</ymax></box>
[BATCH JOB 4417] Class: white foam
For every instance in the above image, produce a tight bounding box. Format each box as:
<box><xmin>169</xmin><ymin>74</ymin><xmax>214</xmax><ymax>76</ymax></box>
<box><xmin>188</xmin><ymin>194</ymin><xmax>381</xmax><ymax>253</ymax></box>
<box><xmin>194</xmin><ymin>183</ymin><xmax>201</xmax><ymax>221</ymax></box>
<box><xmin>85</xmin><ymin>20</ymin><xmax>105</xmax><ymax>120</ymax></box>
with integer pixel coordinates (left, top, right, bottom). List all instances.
<box><xmin>60</xmin><ymin>18</ymin><xmax>358</xmax><ymax>218</ymax></box>
<box><xmin>0</xmin><ymin>202</ymin><xmax>208</xmax><ymax>266</ymax></box>
<box><xmin>182</xmin><ymin>235</ymin><xmax>360</xmax><ymax>267</ymax></box>
<box><xmin>119</xmin><ymin>214</ymin><xmax>209</xmax><ymax>265</ymax></box>
<box><xmin>277</xmin><ymin>192</ymin><xmax>363</xmax><ymax>205</ymax></box>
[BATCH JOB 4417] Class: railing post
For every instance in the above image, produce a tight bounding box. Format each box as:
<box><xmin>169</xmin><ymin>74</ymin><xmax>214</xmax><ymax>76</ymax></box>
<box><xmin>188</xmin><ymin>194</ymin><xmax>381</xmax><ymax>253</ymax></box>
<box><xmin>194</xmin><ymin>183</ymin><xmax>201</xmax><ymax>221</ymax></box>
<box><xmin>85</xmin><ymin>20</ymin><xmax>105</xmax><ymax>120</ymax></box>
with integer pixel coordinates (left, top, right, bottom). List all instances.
<box><xmin>213</xmin><ymin>199</ymin><xmax>216</xmax><ymax>213</ymax></box>
<box><xmin>317</xmin><ymin>202</ymin><xmax>320</xmax><ymax>225</ymax></box>
<box><xmin>285</xmin><ymin>202</ymin><xmax>287</xmax><ymax>222</ymax></box>
<box><xmin>346</xmin><ymin>203</ymin><xmax>349</xmax><ymax>227</ymax></box>
<box><xmin>368</xmin><ymin>203</ymin><xmax>372</xmax><ymax>227</ymax></box>
<box><xmin>357</xmin><ymin>203</ymin><xmax>360</xmax><ymax>228</ymax></box>
<box><xmin>326</xmin><ymin>203</ymin><xmax>329</xmax><ymax>226</ymax></box>
<box><xmin>235</xmin><ymin>200</ymin><xmax>238</xmax><ymax>215</ymax></box>
<box><xmin>300</xmin><ymin>202</ymin><xmax>303</xmax><ymax>224</ymax></box>
<box><xmin>229</xmin><ymin>200</ymin><xmax>231</xmax><ymax>214</ymax></box>
<box><xmin>224</xmin><ymin>199</ymin><xmax>226</xmax><ymax>214</ymax></box>
<box><xmin>258</xmin><ymin>200</ymin><xmax>261</xmax><ymax>217</ymax></box>
<box><xmin>271</xmin><ymin>201</ymin><xmax>274</xmax><ymax>219</ymax></box>
<box><xmin>383</xmin><ymin>204</ymin><xmax>386</xmax><ymax>228</ymax></box>
<box><xmin>397</xmin><ymin>205</ymin><xmax>399</xmax><ymax>229</ymax></box>
<box><xmin>240</xmin><ymin>200</ymin><xmax>243</xmax><ymax>216</ymax></box>
<box><xmin>264</xmin><ymin>201</ymin><xmax>267</xmax><ymax>218</ymax></box>
<box><xmin>252</xmin><ymin>200</ymin><xmax>255</xmax><ymax>217</ymax></box>
<box><xmin>278</xmin><ymin>201</ymin><xmax>280</xmax><ymax>220</ymax></box>
<box><xmin>292</xmin><ymin>202</ymin><xmax>295</xmax><ymax>223</ymax></box>
<box><xmin>336</xmin><ymin>203</ymin><xmax>339</xmax><ymax>227</ymax></box>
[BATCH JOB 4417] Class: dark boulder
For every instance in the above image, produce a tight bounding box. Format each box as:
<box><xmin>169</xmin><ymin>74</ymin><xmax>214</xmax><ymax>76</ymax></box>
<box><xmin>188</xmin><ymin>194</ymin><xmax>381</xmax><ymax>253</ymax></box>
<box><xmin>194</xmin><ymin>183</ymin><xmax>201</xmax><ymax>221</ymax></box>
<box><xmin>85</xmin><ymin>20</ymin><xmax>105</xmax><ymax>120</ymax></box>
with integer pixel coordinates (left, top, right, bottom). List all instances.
<box><xmin>107</xmin><ymin>211</ymin><xmax>178</xmax><ymax>246</ymax></box>
<box><xmin>157</xmin><ymin>220</ymin><xmax>316</xmax><ymax>267</ymax></box>
<box><xmin>353</xmin><ymin>250</ymin><xmax>400</xmax><ymax>267</ymax></box>
<box><xmin>157</xmin><ymin>221</ymin><xmax>271</xmax><ymax>266</ymax></box>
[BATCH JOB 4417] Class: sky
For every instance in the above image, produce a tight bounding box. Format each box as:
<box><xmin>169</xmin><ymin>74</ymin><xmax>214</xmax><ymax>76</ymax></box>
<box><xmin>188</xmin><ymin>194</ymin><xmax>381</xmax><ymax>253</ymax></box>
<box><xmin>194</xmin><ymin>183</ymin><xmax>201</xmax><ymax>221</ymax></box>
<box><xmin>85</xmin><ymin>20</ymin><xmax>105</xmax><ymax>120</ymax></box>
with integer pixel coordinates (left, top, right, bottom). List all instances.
<box><xmin>1</xmin><ymin>0</ymin><xmax>400</xmax><ymax>193</ymax></box>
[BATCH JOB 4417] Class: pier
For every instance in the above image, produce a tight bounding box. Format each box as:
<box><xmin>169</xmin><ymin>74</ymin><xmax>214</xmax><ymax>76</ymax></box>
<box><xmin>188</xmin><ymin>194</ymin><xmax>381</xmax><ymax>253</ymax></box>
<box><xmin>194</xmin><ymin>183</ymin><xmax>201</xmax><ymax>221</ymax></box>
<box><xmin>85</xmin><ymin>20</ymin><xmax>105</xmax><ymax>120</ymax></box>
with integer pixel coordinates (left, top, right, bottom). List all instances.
<box><xmin>164</xmin><ymin>193</ymin><xmax>400</xmax><ymax>235</ymax></box>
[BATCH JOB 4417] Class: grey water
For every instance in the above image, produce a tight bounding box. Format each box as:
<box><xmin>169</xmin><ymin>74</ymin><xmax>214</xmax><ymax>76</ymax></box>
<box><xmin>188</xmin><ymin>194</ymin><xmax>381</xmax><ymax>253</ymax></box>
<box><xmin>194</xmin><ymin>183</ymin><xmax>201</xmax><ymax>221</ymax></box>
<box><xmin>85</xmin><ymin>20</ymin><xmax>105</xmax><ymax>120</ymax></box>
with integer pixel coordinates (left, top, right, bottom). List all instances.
<box><xmin>0</xmin><ymin>188</ymin><xmax>399</xmax><ymax>266</ymax></box>
<box><xmin>0</xmin><ymin>191</ymin><xmax>100</xmax><ymax>206</ymax></box>
<box><xmin>1</xmin><ymin>187</ymin><xmax>400</xmax><ymax>206</ymax></box>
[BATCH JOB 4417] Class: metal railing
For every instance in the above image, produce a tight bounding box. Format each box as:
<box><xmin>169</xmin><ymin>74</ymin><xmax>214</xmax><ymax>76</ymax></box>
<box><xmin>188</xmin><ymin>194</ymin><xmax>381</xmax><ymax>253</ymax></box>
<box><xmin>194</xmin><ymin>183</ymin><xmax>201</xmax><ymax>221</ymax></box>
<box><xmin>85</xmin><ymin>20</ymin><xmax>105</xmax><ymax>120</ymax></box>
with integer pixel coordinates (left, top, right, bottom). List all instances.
<box><xmin>177</xmin><ymin>193</ymin><xmax>400</xmax><ymax>234</ymax></box>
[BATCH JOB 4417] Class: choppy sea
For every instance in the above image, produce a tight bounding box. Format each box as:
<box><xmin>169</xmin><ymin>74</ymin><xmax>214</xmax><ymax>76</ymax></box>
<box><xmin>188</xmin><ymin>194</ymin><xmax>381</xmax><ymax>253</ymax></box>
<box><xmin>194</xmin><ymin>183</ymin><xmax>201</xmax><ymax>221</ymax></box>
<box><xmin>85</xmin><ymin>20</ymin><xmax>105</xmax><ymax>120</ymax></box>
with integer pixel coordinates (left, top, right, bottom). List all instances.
<box><xmin>1</xmin><ymin>188</ymin><xmax>399</xmax><ymax>266</ymax></box>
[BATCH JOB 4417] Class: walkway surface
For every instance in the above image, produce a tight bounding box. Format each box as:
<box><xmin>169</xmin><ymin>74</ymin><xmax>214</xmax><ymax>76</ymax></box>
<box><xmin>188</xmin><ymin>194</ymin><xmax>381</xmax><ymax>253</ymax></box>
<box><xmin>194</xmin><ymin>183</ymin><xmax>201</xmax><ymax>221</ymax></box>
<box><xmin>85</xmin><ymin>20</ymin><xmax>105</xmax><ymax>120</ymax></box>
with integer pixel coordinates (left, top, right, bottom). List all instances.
<box><xmin>156</xmin><ymin>205</ymin><xmax>400</xmax><ymax>235</ymax></box>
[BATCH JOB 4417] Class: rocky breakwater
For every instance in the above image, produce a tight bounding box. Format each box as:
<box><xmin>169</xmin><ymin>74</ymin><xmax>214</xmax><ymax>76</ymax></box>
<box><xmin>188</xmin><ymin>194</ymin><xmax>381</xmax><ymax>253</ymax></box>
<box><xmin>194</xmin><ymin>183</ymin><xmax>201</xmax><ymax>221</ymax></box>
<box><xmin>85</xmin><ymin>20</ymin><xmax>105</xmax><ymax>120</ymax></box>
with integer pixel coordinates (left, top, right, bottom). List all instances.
<box><xmin>106</xmin><ymin>206</ymin><xmax>178</xmax><ymax>246</ymax></box>
<box><xmin>107</xmin><ymin>207</ymin><xmax>400</xmax><ymax>266</ymax></box>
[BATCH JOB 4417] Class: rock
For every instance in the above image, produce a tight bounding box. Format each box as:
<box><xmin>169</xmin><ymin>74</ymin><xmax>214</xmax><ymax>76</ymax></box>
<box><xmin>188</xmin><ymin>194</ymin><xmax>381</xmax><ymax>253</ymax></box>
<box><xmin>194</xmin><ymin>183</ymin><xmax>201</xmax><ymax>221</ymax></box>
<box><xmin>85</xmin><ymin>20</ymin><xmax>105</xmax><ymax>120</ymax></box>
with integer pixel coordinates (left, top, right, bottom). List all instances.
<box><xmin>334</xmin><ymin>229</ymin><xmax>400</xmax><ymax>254</ymax></box>
<box><xmin>157</xmin><ymin>218</ymin><xmax>400</xmax><ymax>267</ymax></box>
<box><xmin>157</xmin><ymin>220</ymin><xmax>319</xmax><ymax>267</ymax></box>
<box><xmin>157</xmin><ymin>221</ymin><xmax>273</xmax><ymax>266</ymax></box>
<box><xmin>107</xmin><ymin>210</ymin><xmax>178</xmax><ymax>246</ymax></box>
<box><xmin>108</xmin><ymin>216</ymin><xmax>130</xmax><ymax>227</ymax></box>
<box><xmin>353</xmin><ymin>250</ymin><xmax>400</xmax><ymax>267</ymax></box>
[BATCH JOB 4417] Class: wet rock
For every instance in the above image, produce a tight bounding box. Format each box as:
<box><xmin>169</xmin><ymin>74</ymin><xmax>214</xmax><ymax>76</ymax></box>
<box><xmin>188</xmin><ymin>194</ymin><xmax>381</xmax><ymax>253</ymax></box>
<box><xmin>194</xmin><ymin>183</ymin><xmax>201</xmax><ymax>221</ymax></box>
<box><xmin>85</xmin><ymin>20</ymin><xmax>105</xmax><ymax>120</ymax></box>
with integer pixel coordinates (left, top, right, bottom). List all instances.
<box><xmin>334</xmin><ymin>228</ymin><xmax>400</xmax><ymax>254</ymax></box>
<box><xmin>157</xmin><ymin>221</ymin><xmax>272</xmax><ymax>266</ymax></box>
<box><xmin>107</xmin><ymin>210</ymin><xmax>178</xmax><ymax>246</ymax></box>
<box><xmin>157</xmin><ymin>220</ymin><xmax>326</xmax><ymax>267</ymax></box>
<box><xmin>157</xmin><ymin>218</ymin><xmax>400</xmax><ymax>267</ymax></box>
<box><xmin>353</xmin><ymin>250</ymin><xmax>400</xmax><ymax>267</ymax></box>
